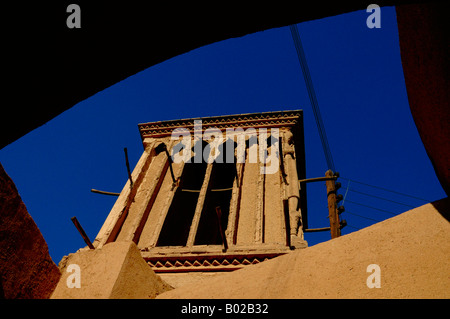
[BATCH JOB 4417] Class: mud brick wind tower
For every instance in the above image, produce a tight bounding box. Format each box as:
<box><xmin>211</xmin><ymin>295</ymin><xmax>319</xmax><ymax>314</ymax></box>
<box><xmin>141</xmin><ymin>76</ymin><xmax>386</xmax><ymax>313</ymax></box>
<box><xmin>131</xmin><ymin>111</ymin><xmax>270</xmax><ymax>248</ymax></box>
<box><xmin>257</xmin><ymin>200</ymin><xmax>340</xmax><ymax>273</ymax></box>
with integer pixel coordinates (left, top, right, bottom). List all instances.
<box><xmin>93</xmin><ymin>110</ymin><xmax>307</xmax><ymax>284</ymax></box>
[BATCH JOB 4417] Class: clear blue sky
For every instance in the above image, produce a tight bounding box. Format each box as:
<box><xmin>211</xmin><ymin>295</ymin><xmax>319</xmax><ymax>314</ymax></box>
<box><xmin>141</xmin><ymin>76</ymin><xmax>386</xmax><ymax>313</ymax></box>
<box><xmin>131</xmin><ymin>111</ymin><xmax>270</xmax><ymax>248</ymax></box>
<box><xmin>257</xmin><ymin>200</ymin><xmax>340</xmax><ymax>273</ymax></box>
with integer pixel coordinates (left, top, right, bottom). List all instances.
<box><xmin>0</xmin><ymin>7</ymin><xmax>445</xmax><ymax>263</ymax></box>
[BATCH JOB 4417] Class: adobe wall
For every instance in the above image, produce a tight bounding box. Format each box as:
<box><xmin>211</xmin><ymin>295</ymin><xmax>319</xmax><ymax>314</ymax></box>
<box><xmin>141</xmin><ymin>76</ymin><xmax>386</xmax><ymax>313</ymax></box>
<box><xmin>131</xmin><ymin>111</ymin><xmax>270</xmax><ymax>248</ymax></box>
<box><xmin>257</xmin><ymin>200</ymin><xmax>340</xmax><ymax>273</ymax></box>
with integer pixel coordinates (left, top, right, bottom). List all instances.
<box><xmin>158</xmin><ymin>197</ymin><xmax>450</xmax><ymax>299</ymax></box>
<box><xmin>0</xmin><ymin>163</ymin><xmax>60</xmax><ymax>299</ymax></box>
<box><xmin>51</xmin><ymin>241</ymin><xmax>172</xmax><ymax>299</ymax></box>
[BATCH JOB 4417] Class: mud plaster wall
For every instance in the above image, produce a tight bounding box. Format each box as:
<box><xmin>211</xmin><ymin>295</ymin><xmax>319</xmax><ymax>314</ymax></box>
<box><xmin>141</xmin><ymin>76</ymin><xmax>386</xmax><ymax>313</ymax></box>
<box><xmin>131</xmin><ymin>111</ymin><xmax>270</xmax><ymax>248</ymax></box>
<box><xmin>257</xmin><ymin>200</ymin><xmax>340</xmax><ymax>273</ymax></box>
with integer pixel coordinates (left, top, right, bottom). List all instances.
<box><xmin>51</xmin><ymin>241</ymin><xmax>171</xmax><ymax>299</ymax></box>
<box><xmin>158</xmin><ymin>197</ymin><xmax>450</xmax><ymax>299</ymax></box>
<box><xmin>0</xmin><ymin>163</ymin><xmax>60</xmax><ymax>299</ymax></box>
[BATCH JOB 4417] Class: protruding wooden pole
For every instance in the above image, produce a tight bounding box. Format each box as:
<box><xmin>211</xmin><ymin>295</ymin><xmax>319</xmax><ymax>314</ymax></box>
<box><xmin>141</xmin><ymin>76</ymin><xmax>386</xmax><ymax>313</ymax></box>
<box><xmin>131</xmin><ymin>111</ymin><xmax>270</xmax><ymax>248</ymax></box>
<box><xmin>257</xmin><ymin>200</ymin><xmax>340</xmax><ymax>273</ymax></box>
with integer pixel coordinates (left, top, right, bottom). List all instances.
<box><xmin>325</xmin><ymin>170</ymin><xmax>340</xmax><ymax>239</ymax></box>
<box><xmin>91</xmin><ymin>189</ymin><xmax>120</xmax><ymax>196</ymax></box>
<box><xmin>71</xmin><ymin>216</ymin><xmax>95</xmax><ymax>249</ymax></box>
<box><xmin>124</xmin><ymin>147</ymin><xmax>133</xmax><ymax>189</ymax></box>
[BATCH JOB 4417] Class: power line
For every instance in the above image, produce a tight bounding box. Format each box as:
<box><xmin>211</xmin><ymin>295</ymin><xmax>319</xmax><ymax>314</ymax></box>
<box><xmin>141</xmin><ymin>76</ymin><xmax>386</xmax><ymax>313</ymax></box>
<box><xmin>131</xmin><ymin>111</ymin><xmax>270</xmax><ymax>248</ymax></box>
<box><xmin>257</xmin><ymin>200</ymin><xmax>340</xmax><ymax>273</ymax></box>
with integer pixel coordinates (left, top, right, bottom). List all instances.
<box><xmin>344</xmin><ymin>224</ymin><xmax>361</xmax><ymax>231</ymax></box>
<box><xmin>342</xmin><ymin>180</ymin><xmax>350</xmax><ymax>206</ymax></box>
<box><xmin>345</xmin><ymin>211</ymin><xmax>383</xmax><ymax>222</ymax></box>
<box><xmin>340</xmin><ymin>177</ymin><xmax>431</xmax><ymax>202</ymax></box>
<box><xmin>289</xmin><ymin>24</ymin><xmax>335</xmax><ymax>172</ymax></box>
<box><xmin>347</xmin><ymin>188</ymin><xmax>416</xmax><ymax>208</ymax></box>
<box><xmin>344</xmin><ymin>199</ymin><xmax>398</xmax><ymax>216</ymax></box>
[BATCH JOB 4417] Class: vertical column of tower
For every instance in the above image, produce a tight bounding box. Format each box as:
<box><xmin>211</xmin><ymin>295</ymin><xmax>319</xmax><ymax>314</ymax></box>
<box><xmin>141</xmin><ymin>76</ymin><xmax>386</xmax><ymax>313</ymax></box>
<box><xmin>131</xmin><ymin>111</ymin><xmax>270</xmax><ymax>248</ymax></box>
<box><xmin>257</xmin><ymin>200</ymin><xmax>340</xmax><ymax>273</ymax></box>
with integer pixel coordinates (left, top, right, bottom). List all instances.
<box><xmin>282</xmin><ymin>129</ymin><xmax>307</xmax><ymax>249</ymax></box>
<box><xmin>115</xmin><ymin>138</ymin><xmax>175</xmax><ymax>243</ymax></box>
<box><xmin>235</xmin><ymin>131</ymin><xmax>258</xmax><ymax>245</ymax></box>
<box><xmin>263</xmin><ymin>129</ymin><xmax>286</xmax><ymax>245</ymax></box>
<box><xmin>137</xmin><ymin>138</ymin><xmax>186</xmax><ymax>248</ymax></box>
<box><xmin>225</xmin><ymin>132</ymin><xmax>245</xmax><ymax>246</ymax></box>
<box><xmin>254</xmin><ymin>129</ymin><xmax>266</xmax><ymax>243</ymax></box>
<box><xmin>93</xmin><ymin>140</ymin><xmax>156</xmax><ymax>248</ymax></box>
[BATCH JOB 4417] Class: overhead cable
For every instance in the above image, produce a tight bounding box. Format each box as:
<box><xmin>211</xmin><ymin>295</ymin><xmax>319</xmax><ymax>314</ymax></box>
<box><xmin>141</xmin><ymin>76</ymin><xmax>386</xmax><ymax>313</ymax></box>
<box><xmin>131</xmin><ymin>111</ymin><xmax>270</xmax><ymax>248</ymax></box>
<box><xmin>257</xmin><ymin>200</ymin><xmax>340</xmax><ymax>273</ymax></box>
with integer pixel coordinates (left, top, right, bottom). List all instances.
<box><xmin>340</xmin><ymin>177</ymin><xmax>431</xmax><ymax>202</ymax></box>
<box><xmin>289</xmin><ymin>24</ymin><xmax>335</xmax><ymax>172</ymax></box>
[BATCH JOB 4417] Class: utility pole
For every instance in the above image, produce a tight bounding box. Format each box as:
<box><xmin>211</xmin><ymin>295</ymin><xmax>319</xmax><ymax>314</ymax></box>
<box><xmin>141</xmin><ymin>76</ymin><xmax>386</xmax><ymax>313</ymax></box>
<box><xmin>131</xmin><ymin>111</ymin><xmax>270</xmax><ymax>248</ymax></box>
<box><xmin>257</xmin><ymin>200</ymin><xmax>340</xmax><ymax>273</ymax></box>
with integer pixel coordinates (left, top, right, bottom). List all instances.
<box><xmin>325</xmin><ymin>170</ymin><xmax>341</xmax><ymax>238</ymax></box>
<box><xmin>300</xmin><ymin>171</ymin><xmax>346</xmax><ymax>238</ymax></box>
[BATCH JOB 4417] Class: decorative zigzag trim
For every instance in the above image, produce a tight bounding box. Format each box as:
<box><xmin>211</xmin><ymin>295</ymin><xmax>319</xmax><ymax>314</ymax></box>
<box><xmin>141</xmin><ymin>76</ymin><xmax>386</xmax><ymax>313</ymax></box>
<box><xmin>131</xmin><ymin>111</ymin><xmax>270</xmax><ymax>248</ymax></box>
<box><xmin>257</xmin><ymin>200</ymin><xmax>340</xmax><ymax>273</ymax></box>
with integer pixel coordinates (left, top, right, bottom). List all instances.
<box><xmin>138</xmin><ymin>110</ymin><xmax>302</xmax><ymax>139</ymax></box>
<box><xmin>146</xmin><ymin>256</ymin><xmax>274</xmax><ymax>273</ymax></box>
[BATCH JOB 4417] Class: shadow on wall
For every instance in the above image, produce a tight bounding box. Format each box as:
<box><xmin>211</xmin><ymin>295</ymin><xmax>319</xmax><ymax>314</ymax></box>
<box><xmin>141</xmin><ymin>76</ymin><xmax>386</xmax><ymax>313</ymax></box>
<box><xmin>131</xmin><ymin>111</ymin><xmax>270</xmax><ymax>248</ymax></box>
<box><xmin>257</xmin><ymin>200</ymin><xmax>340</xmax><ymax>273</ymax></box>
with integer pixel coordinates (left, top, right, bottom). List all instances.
<box><xmin>432</xmin><ymin>197</ymin><xmax>450</xmax><ymax>223</ymax></box>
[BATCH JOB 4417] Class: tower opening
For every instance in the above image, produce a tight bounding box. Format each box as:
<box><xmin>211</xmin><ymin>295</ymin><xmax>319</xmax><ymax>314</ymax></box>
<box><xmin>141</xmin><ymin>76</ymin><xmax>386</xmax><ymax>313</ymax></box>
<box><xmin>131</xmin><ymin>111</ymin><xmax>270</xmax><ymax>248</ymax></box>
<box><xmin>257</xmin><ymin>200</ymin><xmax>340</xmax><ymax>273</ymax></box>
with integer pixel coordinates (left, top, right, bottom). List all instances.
<box><xmin>156</xmin><ymin>140</ymin><xmax>210</xmax><ymax>246</ymax></box>
<box><xmin>194</xmin><ymin>139</ymin><xmax>237</xmax><ymax>245</ymax></box>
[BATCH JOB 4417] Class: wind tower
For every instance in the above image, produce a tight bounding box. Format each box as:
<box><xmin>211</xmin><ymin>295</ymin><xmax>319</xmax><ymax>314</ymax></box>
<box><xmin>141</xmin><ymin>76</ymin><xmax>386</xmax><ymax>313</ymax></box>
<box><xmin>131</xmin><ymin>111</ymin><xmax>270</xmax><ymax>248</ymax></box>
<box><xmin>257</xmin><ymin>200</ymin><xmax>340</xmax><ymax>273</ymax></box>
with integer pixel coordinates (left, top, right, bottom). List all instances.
<box><xmin>93</xmin><ymin>110</ymin><xmax>308</xmax><ymax>286</ymax></box>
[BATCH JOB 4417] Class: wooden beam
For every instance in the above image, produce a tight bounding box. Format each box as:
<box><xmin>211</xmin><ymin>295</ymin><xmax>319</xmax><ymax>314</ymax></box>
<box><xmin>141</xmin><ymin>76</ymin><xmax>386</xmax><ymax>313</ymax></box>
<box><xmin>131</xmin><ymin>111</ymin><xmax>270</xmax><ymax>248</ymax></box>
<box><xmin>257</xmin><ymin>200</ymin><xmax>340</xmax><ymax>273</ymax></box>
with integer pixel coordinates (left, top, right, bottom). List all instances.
<box><xmin>325</xmin><ymin>170</ymin><xmax>341</xmax><ymax>238</ymax></box>
<box><xmin>124</xmin><ymin>147</ymin><xmax>133</xmax><ymax>189</ymax></box>
<box><xmin>91</xmin><ymin>189</ymin><xmax>120</xmax><ymax>196</ymax></box>
<box><xmin>298</xmin><ymin>176</ymin><xmax>337</xmax><ymax>184</ymax></box>
<box><xmin>304</xmin><ymin>226</ymin><xmax>331</xmax><ymax>233</ymax></box>
<box><xmin>71</xmin><ymin>216</ymin><xmax>95</xmax><ymax>249</ymax></box>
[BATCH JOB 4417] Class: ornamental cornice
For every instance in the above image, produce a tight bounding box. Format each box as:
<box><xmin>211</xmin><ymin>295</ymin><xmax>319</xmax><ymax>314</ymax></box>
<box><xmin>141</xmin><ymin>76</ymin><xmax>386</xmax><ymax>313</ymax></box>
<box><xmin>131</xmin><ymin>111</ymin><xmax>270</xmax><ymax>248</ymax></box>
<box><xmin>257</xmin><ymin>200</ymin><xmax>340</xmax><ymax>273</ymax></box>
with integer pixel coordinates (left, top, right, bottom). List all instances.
<box><xmin>138</xmin><ymin>109</ymin><xmax>302</xmax><ymax>139</ymax></box>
